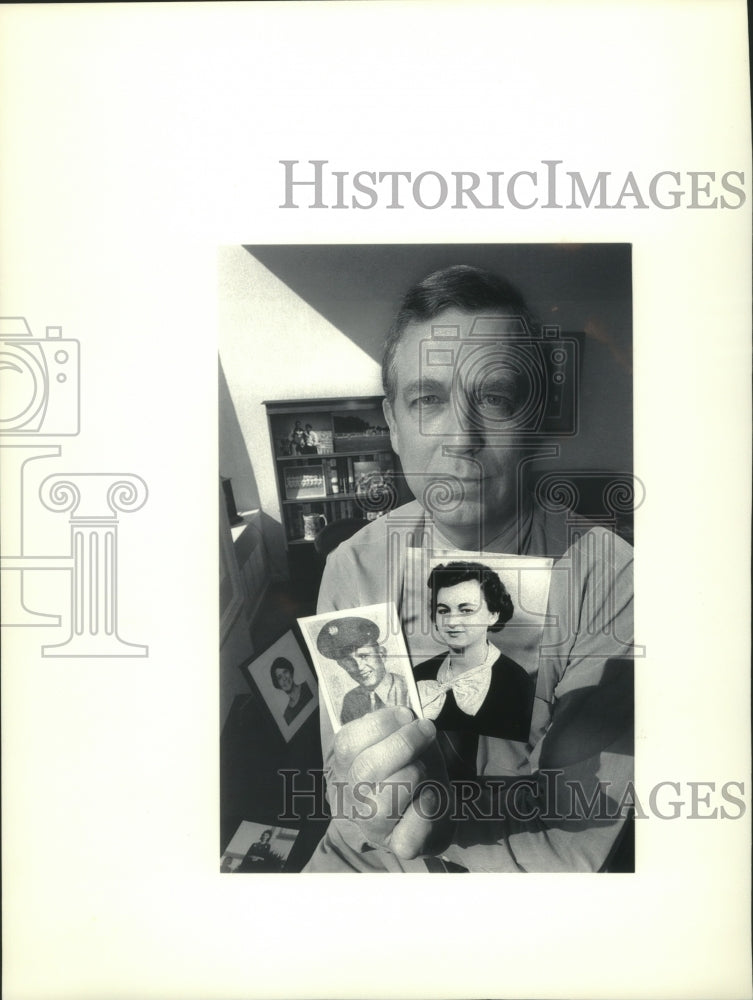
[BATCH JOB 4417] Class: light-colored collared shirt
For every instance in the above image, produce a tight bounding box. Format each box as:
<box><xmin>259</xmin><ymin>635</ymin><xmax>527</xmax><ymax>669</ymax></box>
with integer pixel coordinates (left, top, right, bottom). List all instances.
<box><xmin>372</xmin><ymin>670</ymin><xmax>408</xmax><ymax>709</ymax></box>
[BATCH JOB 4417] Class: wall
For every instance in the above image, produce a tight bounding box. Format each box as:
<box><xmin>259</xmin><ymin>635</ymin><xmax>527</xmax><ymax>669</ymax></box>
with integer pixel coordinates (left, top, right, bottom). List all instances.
<box><xmin>218</xmin><ymin>246</ymin><xmax>382</xmax><ymax>578</ymax></box>
<box><xmin>219</xmin><ymin>361</ymin><xmax>260</xmax><ymax>515</ymax></box>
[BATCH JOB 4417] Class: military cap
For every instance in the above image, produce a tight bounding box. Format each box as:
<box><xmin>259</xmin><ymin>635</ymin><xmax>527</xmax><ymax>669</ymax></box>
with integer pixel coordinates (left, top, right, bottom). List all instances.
<box><xmin>316</xmin><ymin>617</ymin><xmax>380</xmax><ymax>660</ymax></box>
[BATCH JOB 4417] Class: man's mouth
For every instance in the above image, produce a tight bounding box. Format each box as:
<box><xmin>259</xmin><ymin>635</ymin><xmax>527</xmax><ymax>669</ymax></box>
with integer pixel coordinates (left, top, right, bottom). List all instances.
<box><xmin>447</xmin><ymin>474</ymin><xmax>492</xmax><ymax>492</ymax></box>
<box><xmin>449</xmin><ymin>471</ymin><xmax>487</xmax><ymax>482</ymax></box>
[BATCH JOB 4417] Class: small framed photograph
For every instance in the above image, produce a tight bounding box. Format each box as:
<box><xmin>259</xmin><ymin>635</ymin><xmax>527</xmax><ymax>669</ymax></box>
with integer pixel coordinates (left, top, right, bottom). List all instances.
<box><xmin>332</xmin><ymin>407</ymin><xmax>391</xmax><ymax>452</ymax></box>
<box><xmin>283</xmin><ymin>463</ymin><xmax>327</xmax><ymax>500</ymax></box>
<box><xmin>271</xmin><ymin>413</ymin><xmax>333</xmax><ymax>456</ymax></box>
<box><xmin>240</xmin><ymin>631</ymin><xmax>318</xmax><ymax>742</ymax></box>
<box><xmin>220</xmin><ymin>821</ymin><xmax>299</xmax><ymax>873</ymax></box>
<box><xmin>298</xmin><ymin>602</ymin><xmax>422</xmax><ymax>732</ymax></box>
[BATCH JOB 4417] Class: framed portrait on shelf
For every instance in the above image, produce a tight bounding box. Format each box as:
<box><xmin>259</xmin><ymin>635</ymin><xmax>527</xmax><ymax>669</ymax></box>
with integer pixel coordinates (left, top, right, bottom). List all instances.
<box><xmin>270</xmin><ymin>412</ymin><xmax>334</xmax><ymax>457</ymax></box>
<box><xmin>240</xmin><ymin>631</ymin><xmax>318</xmax><ymax>742</ymax></box>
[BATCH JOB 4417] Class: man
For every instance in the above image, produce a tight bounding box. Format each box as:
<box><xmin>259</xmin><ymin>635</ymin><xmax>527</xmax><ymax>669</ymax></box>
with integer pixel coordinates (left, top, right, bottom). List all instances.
<box><xmin>305</xmin><ymin>264</ymin><xmax>634</xmax><ymax>873</ymax></box>
<box><xmin>303</xmin><ymin>424</ymin><xmax>320</xmax><ymax>454</ymax></box>
<box><xmin>316</xmin><ymin>616</ymin><xmax>409</xmax><ymax>724</ymax></box>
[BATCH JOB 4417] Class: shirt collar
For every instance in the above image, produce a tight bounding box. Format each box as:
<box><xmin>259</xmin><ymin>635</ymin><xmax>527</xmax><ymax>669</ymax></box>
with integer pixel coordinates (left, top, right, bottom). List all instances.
<box><xmin>373</xmin><ymin>672</ymin><xmax>394</xmax><ymax>702</ymax></box>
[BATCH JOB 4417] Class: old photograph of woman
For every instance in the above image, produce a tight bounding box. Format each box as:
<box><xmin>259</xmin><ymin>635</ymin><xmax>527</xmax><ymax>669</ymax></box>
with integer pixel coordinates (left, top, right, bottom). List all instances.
<box><xmin>270</xmin><ymin>656</ymin><xmax>313</xmax><ymax>725</ymax></box>
<box><xmin>414</xmin><ymin>561</ymin><xmax>535</xmax><ymax>757</ymax></box>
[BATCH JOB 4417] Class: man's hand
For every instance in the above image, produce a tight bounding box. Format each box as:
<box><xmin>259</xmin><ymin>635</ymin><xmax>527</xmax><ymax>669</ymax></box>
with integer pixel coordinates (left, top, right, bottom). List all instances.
<box><xmin>331</xmin><ymin>706</ymin><xmax>454</xmax><ymax>859</ymax></box>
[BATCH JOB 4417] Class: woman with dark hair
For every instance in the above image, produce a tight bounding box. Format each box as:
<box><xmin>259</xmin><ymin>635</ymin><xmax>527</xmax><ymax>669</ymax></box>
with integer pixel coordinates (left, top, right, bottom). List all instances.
<box><xmin>414</xmin><ymin>561</ymin><xmax>534</xmax><ymax>761</ymax></box>
<box><xmin>270</xmin><ymin>657</ymin><xmax>313</xmax><ymax>725</ymax></box>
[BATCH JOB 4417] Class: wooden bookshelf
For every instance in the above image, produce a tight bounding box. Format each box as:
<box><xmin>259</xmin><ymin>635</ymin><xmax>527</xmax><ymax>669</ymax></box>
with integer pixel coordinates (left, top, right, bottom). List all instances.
<box><xmin>263</xmin><ymin>396</ymin><xmax>408</xmax><ymax>552</ymax></box>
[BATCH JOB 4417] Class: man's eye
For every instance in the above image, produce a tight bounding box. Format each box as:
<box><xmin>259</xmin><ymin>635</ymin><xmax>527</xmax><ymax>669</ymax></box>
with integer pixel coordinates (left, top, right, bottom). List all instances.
<box><xmin>413</xmin><ymin>394</ymin><xmax>441</xmax><ymax>408</ymax></box>
<box><xmin>477</xmin><ymin>392</ymin><xmax>515</xmax><ymax>414</ymax></box>
<box><xmin>480</xmin><ymin>393</ymin><xmax>508</xmax><ymax>407</ymax></box>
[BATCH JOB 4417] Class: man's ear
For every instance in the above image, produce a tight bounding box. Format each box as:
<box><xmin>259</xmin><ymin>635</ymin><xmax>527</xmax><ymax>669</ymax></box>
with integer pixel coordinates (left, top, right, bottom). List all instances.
<box><xmin>382</xmin><ymin>397</ymin><xmax>400</xmax><ymax>456</ymax></box>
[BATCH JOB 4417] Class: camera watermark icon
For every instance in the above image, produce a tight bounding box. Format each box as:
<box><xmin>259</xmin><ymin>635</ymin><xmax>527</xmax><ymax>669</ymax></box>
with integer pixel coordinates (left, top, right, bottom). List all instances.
<box><xmin>0</xmin><ymin>318</ymin><xmax>80</xmax><ymax>436</ymax></box>
<box><xmin>418</xmin><ymin>317</ymin><xmax>579</xmax><ymax>441</ymax></box>
<box><xmin>0</xmin><ymin>316</ymin><xmax>149</xmax><ymax>657</ymax></box>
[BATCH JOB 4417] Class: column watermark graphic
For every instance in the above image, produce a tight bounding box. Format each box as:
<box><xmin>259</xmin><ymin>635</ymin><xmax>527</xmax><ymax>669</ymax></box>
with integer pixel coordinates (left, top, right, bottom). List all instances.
<box><xmin>0</xmin><ymin>317</ymin><xmax>149</xmax><ymax>657</ymax></box>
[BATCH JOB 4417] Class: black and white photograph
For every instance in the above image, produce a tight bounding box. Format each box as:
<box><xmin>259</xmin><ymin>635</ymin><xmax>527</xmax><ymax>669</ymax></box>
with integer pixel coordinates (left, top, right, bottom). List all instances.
<box><xmin>2</xmin><ymin>3</ymin><xmax>750</xmax><ymax>999</ymax></box>
<box><xmin>220</xmin><ymin>821</ymin><xmax>299</xmax><ymax>873</ymax></box>
<box><xmin>402</xmin><ymin>551</ymin><xmax>553</xmax><ymax>750</ymax></box>
<box><xmin>298</xmin><ymin>602</ymin><xmax>421</xmax><ymax>731</ymax></box>
<box><xmin>241</xmin><ymin>631</ymin><xmax>318</xmax><ymax>742</ymax></box>
<box><xmin>220</xmin><ymin>242</ymin><xmax>636</xmax><ymax>875</ymax></box>
<box><xmin>270</xmin><ymin>412</ymin><xmax>333</xmax><ymax>458</ymax></box>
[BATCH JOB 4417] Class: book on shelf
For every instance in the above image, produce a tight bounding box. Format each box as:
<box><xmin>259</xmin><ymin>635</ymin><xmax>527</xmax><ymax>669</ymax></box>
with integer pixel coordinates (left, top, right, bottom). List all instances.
<box><xmin>283</xmin><ymin>506</ymin><xmax>301</xmax><ymax>540</ymax></box>
<box><xmin>326</xmin><ymin>458</ymin><xmax>340</xmax><ymax>495</ymax></box>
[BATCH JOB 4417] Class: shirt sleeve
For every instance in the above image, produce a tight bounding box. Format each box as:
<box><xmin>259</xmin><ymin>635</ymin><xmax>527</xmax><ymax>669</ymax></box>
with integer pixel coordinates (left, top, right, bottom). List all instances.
<box><xmin>317</xmin><ymin>542</ymin><xmax>362</xmax><ymax>614</ymax></box>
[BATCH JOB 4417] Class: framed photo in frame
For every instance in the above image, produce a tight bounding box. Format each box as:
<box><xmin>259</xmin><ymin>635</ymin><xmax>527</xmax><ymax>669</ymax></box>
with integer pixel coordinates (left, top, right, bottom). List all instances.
<box><xmin>240</xmin><ymin>630</ymin><xmax>318</xmax><ymax>742</ymax></box>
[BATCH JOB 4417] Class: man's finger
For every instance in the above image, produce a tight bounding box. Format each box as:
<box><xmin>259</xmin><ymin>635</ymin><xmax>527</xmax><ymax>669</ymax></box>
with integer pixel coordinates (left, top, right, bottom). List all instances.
<box><xmin>348</xmin><ymin>717</ymin><xmax>436</xmax><ymax>787</ymax></box>
<box><xmin>333</xmin><ymin>706</ymin><xmax>414</xmax><ymax>771</ymax></box>
<box><xmin>344</xmin><ymin>761</ymin><xmax>427</xmax><ymax>835</ymax></box>
<box><xmin>388</xmin><ymin>783</ymin><xmax>455</xmax><ymax>860</ymax></box>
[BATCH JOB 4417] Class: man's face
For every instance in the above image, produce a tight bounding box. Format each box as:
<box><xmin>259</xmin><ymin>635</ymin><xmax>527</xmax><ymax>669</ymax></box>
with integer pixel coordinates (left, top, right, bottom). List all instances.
<box><xmin>274</xmin><ymin>667</ymin><xmax>294</xmax><ymax>694</ymax></box>
<box><xmin>341</xmin><ymin>644</ymin><xmax>386</xmax><ymax>690</ymax></box>
<box><xmin>383</xmin><ymin>308</ymin><xmax>531</xmax><ymax>546</ymax></box>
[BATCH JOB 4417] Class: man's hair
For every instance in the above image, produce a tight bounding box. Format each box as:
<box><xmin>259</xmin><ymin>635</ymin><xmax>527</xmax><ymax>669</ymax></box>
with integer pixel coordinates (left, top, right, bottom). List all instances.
<box><xmin>382</xmin><ymin>264</ymin><xmax>538</xmax><ymax>403</ymax></box>
<box><xmin>270</xmin><ymin>657</ymin><xmax>294</xmax><ymax>689</ymax></box>
<box><xmin>427</xmin><ymin>560</ymin><xmax>514</xmax><ymax>633</ymax></box>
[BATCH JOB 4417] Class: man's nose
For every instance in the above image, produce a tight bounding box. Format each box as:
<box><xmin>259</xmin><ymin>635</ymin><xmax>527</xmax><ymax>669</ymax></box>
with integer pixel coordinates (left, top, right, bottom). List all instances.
<box><xmin>441</xmin><ymin>395</ymin><xmax>488</xmax><ymax>451</ymax></box>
